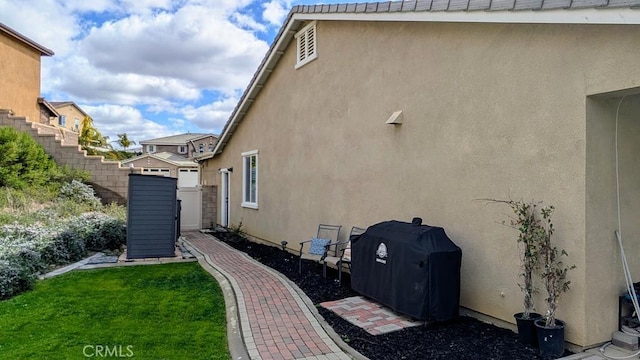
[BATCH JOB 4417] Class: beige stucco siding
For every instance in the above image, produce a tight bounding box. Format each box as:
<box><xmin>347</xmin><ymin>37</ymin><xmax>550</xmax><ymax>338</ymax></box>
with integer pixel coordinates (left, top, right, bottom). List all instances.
<box><xmin>54</xmin><ymin>104</ymin><xmax>84</xmax><ymax>132</ymax></box>
<box><xmin>202</xmin><ymin>21</ymin><xmax>640</xmax><ymax>347</ymax></box>
<box><xmin>0</xmin><ymin>32</ymin><xmax>42</xmax><ymax>122</ymax></box>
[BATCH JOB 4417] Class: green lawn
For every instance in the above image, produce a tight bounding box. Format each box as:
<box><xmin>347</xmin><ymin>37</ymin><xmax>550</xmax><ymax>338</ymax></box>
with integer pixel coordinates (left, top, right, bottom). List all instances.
<box><xmin>0</xmin><ymin>262</ymin><xmax>229</xmax><ymax>359</ymax></box>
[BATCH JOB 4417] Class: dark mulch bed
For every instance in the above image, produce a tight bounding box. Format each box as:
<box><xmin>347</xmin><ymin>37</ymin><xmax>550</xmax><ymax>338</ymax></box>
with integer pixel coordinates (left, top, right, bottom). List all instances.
<box><xmin>210</xmin><ymin>230</ymin><xmax>570</xmax><ymax>360</ymax></box>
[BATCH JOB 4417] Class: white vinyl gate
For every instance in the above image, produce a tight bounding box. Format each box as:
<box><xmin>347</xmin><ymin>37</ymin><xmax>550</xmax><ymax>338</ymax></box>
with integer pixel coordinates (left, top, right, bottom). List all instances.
<box><xmin>177</xmin><ymin>187</ymin><xmax>201</xmax><ymax>230</ymax></box>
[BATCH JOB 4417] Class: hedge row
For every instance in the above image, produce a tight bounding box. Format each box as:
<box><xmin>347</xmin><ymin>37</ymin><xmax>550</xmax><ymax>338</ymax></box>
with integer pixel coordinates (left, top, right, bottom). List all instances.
<box><xmin>0</xmin><ymin>213</ymin><xmax>126</xmax><ymax>300</ymax></box>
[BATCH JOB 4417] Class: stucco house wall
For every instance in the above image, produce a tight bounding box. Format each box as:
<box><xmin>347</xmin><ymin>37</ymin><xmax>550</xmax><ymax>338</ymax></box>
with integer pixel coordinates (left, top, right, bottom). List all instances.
<box><xmin>52</xmin><ymin>103</ymin><xmax>85</xmax><ymax>132</ymax></box>
<box><xmin>201</xmin><ymin>20</ymin><xmax>640</xmax><ymax>347</ymax></box>
<box><xmin>0</xmin><ymin>26</ymin><xmax>47</xmax><ymax>122</ymax></box>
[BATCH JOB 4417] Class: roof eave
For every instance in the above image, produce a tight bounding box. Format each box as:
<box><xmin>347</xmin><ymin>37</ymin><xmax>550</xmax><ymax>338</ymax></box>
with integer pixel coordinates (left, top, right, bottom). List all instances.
<box><xmin>0</xmin><ymin>23</ymin><xmax>54</xmax><ymax>56</ymax></box>
<box><xmin>295</xmin><ymin>7</ymin><xmax>640</xmax><ymax>25</ymax></box>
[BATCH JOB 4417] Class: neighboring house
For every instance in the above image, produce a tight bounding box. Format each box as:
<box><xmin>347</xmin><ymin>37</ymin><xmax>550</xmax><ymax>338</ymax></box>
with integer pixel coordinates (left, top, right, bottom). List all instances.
<box><xmin>125</xmin><ymin>133</ymin><xmax>218</xmax><ymax>187</ymax></box>
<box><xmin>140</xmin><ymin>133</ymin><xmax>218</xmax><ymax>159</ymax></box>
<box><xmin>121</xmin><ymin>152</ymin><xmax>199</xmax><ymax>188</ymax></box>
<box><xmin>50</xmin><ymin>101</ymin><xmax>89</xmax><ymax>132</ymax></box>
<box><xmin>0</xmin><ymin>23</ymin><xmax>54</xmax><ymax>122</ymax></box>
<box><xmin>198</xmin><ymin>1</ymin><xmax>640</xmax><ymax>349</ymax></box>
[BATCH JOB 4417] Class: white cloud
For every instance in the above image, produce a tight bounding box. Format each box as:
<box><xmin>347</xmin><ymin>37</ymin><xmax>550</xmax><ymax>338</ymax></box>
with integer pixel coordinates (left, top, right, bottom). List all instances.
<box><xmin>262</xmin><ymin>0</ymin><xmax>290</xmax><ymax>26</ymax></box>
<box><xmin>46</xmin><ymin>55</ymin><xmax>200</xmax><ymax>107</ymax></box>
<box><xmin>78</xmin><ymin>6</ymin><xmax>268</xmax><ymax>92</ymax></box>
<box><xmin>0</xmin><ymin>0</ymin><xmax>80</xmax><ymax>56</ymax></box>
<box><xmin>180</xmin><ymin>96</ymin><xmax>238</xmax><ymax>132</ymax></box>
<box><xmin>81</xmin><ymin>104</ymin><xmax>172</xmax><ymax>144</ymax></box>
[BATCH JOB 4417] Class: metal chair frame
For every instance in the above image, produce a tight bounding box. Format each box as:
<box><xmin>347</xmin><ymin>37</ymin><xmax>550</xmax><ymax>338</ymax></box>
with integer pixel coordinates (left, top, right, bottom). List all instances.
<box><xmin>323</xmin><ymin>226</ymin><xmax>366</xmax><ymax>283</ymax></box>
<box><xmin>298</xmin><ymin>224</ymin><xmax>342</xmax><ymax>274</ymax></box>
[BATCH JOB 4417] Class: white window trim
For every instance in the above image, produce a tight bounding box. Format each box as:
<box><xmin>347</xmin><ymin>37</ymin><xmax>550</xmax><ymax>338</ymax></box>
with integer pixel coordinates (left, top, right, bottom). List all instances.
<box><xmin>178</xmin><ymin>145</ymin><xmax>187</xmax><ymax>154</ymax></box>
<box><xmin>241</xmin><ymin>149</ymin><xmax>258</xmax><ymax>209</ymax></box>
<box><xmin>294</xmin><ymin>21</ymin><xmax>317</xmax><ymax>69</ymax></box>
<box><xmin>147</xmin><ymin>144</ymin><xmax>156</xmax><ymax>153</ymax></box>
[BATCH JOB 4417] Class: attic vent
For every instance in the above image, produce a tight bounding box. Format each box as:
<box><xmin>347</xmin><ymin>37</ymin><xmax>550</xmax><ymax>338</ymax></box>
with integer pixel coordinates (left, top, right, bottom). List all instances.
<box><xmin>295</xmin><ymin>21</ymin><xmax>317</xmax><ymax>69</ymax></box>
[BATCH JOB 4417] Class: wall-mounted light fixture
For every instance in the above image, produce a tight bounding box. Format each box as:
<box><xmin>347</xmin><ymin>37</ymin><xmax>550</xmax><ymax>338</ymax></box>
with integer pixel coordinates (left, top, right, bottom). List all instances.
<box><xmin>385</xmin><ymin>110</ymin><xmax>403</xmax><ymax>125</ymax></box>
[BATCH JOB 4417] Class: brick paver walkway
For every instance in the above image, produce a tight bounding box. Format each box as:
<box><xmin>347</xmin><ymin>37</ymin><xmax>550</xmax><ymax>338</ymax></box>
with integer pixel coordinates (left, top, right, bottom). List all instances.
<box><xmin>320</xmin><ymin>296</ymin><xmax>422</xmax><ymax>335</ymax></box>
<box><xmin>184</xmin><ymin>231</ymin><xmax>351</xmax><ymax>360</ymax></box>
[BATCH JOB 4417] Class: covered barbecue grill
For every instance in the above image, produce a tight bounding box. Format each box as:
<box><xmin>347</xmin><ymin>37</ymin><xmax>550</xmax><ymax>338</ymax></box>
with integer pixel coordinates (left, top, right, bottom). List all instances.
<box><xmin>351</xmin><ymin>220</ymin><xmax>462</xmax><ymax>322</ymax></box>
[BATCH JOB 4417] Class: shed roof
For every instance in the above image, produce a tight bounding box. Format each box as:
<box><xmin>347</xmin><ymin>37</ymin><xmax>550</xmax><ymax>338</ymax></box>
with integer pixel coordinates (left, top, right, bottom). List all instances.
<box><xmin>202</xmin><ymin>0</ymin><xmax>640</xmax><ymax>160</ymax></box>
<box><xmin>0</xmin><ymin>23</ymin><xmax>54</xmax><ymax>56</ymax></box>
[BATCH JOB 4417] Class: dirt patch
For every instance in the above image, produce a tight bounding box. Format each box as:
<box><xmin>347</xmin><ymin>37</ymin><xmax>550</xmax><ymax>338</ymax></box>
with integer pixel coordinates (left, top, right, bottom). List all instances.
<box><xmin>212</xmin><ymin>230</ymin><xmax>569</xmax><ymax>360</ymax></box>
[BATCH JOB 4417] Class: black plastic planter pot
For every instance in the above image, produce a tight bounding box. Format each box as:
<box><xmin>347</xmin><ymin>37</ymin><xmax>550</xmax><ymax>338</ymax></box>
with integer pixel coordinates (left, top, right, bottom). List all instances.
<box><xmin>535</xmin><ymin>318</ymin><xmax>565</xmax><ymax>358</ymax></box>
<box><xmin>514</xmin><ymin>312</ymin><xmax>542</xmax><ymax>347</ymax></box>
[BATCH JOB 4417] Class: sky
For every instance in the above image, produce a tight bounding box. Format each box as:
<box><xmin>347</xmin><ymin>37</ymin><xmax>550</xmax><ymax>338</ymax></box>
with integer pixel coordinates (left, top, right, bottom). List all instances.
<box><xmin>0</xmin><ymin>0</ymin><xmax>365</xmax><ymax>147</ymax></box>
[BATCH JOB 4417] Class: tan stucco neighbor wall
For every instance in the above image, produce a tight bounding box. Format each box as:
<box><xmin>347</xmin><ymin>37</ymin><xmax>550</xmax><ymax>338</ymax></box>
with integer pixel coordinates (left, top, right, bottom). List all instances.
<box><xmin>0</xmin><ymin>31</ymin><xmax>42</xmax><ymax>122</ymax></box>
<box><xmin>53</xmin><ymin>104</ymin><xmax>84</xmax><ymax>132</ymax></box>
<box><xmin>202</xmin><ymin>21</ymin><xmax>640</xmax><ymax>347</ymax></box>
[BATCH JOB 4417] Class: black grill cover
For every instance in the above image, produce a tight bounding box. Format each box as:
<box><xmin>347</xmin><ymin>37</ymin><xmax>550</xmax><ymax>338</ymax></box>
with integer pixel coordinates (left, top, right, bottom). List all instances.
<box><xmin>351</xmin><ymin>220</ymin><xmax>462</xmax><ymax>322</ymax></box>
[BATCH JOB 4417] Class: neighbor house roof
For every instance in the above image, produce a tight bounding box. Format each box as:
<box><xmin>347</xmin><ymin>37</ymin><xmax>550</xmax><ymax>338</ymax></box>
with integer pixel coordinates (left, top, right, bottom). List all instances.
<box><xmin>50</xmin><ymin>101</ymin><xmax>90</xmax><ymax>118</ymax></box>
<box><xmin>121</xmin><ymin>151</ymin><xmax>198</xmax><ymax>167</ymax></box>
<box><xmin>0</xmin><ymin>23</ymin><xmax>54</xmax><ymax>56</ymax></box>
<box><xmin>201</xmin><ymin>0</ymin><xmax>640</xmax><ymax>160</ymax></box>
<box><xmin>140</xmin><ymin>133</ymin><xmax>217</xmax><ymax>146</ymax></box>
<box><xmin>37</xmin><ymin>98</ymin><xmax>60</xmax><ymax>117</ymax></box>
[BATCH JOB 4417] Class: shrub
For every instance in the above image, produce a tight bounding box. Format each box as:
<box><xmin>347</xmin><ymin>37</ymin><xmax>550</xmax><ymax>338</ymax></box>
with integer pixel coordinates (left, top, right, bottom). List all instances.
<box><xmin>39</xmin><ymin>230</ymin><xmax>86</xmax><ymax>265</ymax></box>
<box><xmin>0</xmin><ymin>212</ymin><xmax>125</xmax><ymax>300</ymax></box>
<box><xmin>0</xmin><ymin>258</ymin><xmax>36</xmax><ymax>300</ymax></box>
<box><xmin>66</xmin><ymin>213</ymin><xmax>126</xmax><ymax>251</ymax></box>
<box><xmin>58</xmin><ymin>180</ymin><xmax>101</xmax><ymax>209</ymax></box>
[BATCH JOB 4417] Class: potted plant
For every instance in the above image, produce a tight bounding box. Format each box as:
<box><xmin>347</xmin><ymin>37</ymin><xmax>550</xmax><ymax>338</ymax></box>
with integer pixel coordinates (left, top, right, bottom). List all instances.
<box><xmin>496</xmin><ymin>199</ymin><xmax>544</xmax><ymax>347</ymax></box>
<box><xmin>533</xmin><ymin>205</ymin><xmax>576</xmax><ymax>358</ymax></box>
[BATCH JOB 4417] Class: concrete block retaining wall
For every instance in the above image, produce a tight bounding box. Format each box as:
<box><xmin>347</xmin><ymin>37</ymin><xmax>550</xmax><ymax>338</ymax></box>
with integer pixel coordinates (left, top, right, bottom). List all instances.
<box><xmin>0</xmin><ymin>109</ymin><xmax>140</xmax><ymax>204</ymax></box>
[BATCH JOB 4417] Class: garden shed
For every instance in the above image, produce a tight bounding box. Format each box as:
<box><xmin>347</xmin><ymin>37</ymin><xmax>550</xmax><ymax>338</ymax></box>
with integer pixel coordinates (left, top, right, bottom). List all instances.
<box><xmin>126</xmin><ymin>174</ymin><xmax>178</xmax><ymax>259</ymax></box>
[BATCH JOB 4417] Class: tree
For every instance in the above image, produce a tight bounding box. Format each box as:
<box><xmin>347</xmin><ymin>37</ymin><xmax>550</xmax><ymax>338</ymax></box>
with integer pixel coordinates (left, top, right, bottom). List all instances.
<box><xmin>78</xmin><ymin>115</ymin><xmax>109</xmax><ymax>149</ymax></box>
<box><xmin>115</xmin><ymin>133</ymin><xmax>136</xmax><ymax>152</ymax></box>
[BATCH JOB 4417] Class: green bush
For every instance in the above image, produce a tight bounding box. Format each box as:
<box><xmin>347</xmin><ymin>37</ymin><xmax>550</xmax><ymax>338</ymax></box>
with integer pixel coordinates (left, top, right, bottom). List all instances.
<box><xmin>0</xmin><ymin>128</ymin><xmax>60</xmax><ymax>190</ymax></box>
<box><xmin>58</xmin><ymin>180</ymin><xmax>101</xmax><ymax>208</ymax></box>
<box><xmin>39</xmin><ymin>230</ymin><xmax>86</xmax><ymax>266</ymax></box>
<box><xmin>66</xmin><ymin>213</ymin><xmax>126</xmax><ymax>251</ymax></box>
<box><xmin>0</xmin><ymin>258</ymin><xmax>36</xmax><ymax>300</ymax></box>
<box><xmin>0</xmin><ymin>128</ymin><xmax>89</xmax><ymax>199</ymax></box>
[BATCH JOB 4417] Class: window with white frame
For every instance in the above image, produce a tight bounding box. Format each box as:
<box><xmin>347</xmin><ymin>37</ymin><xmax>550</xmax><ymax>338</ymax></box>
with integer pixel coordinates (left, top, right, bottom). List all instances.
<box><xmin>58</xmin><ymin>115</ymin><xmax>66</xmax><ymax>126</ymax></box>
<box><xmin>178</xmin><ymin>145</ymin><xmax>187</xmax><ymax>154</ymax></box>
<box><xmin>241</xmin><ymin>150</ymin><xmax>258</xmax><ymax>209</ymax></box>
<box><xmin>198</xmin><ymin>144</ymin><xmax>204</xmax><ymax>153</ymax></box>
<box><xmin>295</xmin><ymin>21</ymin><xmax>317</xmax><ymax>69</ymax></box>
<box><xmin>147</xmin><ymin>144</ymin><xmax>155</xmax><ymax>153</ymax></box>
<box><xmin>74</xmin><ymin>118</ymin><xmax>79</xmax><ymax>131</ymax></box>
